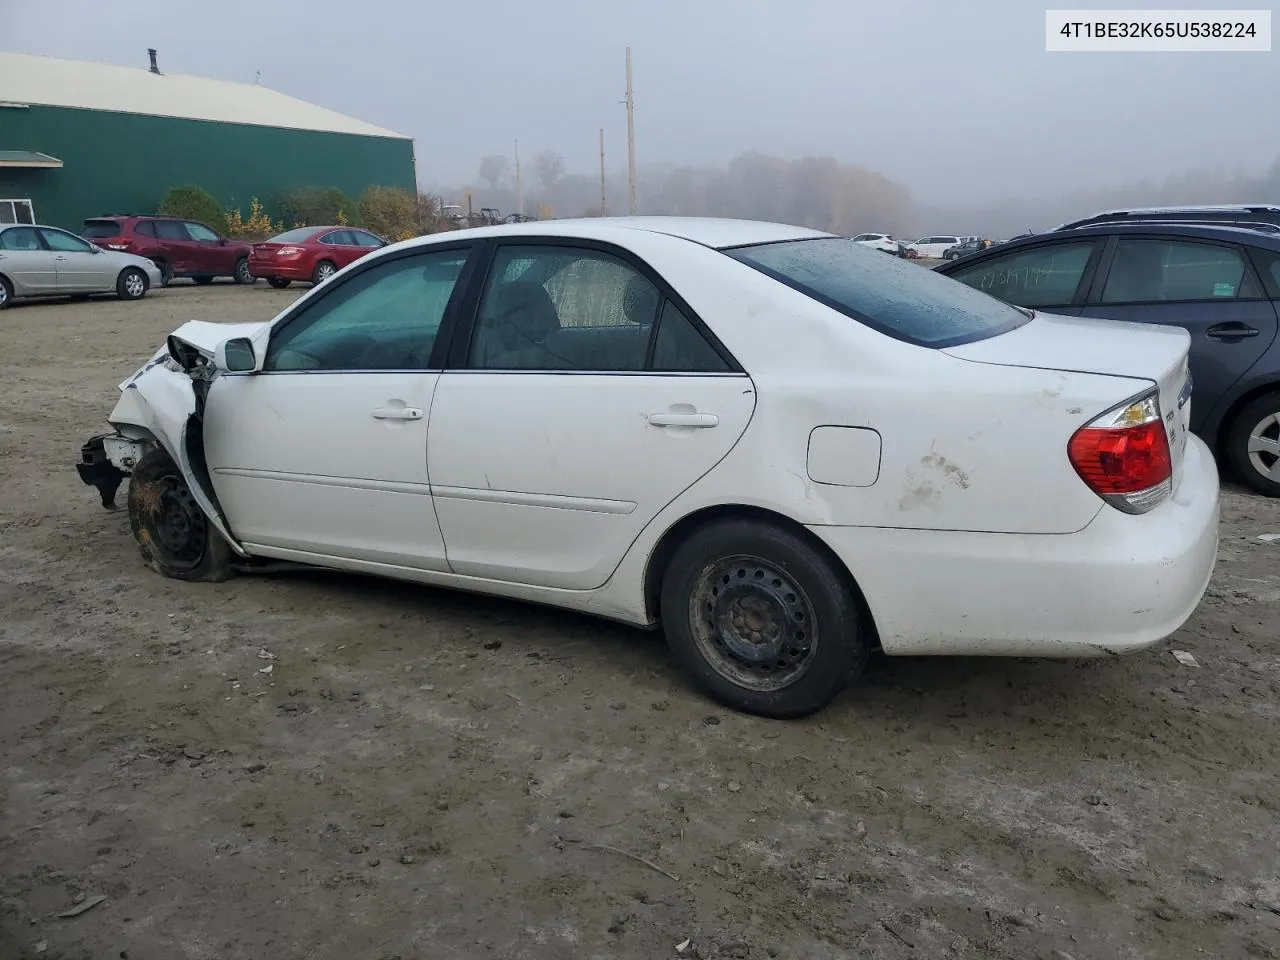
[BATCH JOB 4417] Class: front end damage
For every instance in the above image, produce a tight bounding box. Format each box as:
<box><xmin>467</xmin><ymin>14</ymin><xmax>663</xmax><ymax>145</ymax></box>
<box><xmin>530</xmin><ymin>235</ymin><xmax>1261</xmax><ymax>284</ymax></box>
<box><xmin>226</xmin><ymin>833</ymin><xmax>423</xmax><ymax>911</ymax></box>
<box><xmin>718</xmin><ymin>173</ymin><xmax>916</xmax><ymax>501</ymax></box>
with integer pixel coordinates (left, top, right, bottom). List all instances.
<box><xmin>75</xmin><ymin>321</ymin><xmax>266</xmax><ymax>560</ymax></box>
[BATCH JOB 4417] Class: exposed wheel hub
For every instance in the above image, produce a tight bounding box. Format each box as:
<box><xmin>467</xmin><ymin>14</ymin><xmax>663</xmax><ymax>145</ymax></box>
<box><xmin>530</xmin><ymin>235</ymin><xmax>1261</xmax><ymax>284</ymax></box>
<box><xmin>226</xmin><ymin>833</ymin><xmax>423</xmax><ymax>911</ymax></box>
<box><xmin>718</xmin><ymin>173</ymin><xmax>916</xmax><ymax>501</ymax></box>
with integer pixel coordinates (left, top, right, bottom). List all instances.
<box><xmin>691</xmin><ymin>558</ymin><xmax>816</xmax><ymax>691</ymax></box>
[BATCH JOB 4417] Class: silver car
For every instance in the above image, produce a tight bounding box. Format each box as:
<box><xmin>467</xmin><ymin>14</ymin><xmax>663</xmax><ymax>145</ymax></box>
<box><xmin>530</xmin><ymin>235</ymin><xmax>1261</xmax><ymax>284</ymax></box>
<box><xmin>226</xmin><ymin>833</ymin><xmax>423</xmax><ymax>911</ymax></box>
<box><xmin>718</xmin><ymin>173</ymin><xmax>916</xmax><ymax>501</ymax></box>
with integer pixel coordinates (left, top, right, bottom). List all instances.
<box><xmin>0</xmin><ymin>224</ymin><xmax>163</xmax><ymax>309</ymax></box>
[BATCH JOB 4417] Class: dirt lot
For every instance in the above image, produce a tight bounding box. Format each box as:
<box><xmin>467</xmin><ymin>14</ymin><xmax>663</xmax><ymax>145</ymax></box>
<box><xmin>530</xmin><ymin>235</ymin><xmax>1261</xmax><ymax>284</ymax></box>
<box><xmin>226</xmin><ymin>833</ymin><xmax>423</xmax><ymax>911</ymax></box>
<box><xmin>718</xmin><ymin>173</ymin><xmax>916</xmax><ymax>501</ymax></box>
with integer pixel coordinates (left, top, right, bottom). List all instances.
<box><xmin>2</xmin><ymin>283</ymin><xmax>1280</xmax><ymax>960</ymax></box>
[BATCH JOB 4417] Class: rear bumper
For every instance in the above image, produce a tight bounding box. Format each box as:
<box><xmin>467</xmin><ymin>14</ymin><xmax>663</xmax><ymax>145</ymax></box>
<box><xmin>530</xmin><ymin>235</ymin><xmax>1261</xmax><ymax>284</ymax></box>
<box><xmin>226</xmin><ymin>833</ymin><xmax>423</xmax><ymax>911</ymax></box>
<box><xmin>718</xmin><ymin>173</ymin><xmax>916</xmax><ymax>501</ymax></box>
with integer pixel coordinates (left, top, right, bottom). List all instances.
<box><xmin>808</xmin><ymin>435</ymin><xmax>1220</xmax><ymax>657</ymax></box>
<box><xmin>248</xmin><ymin>258</ymin><xmax>311</xmax><ymax>280</ymax></box>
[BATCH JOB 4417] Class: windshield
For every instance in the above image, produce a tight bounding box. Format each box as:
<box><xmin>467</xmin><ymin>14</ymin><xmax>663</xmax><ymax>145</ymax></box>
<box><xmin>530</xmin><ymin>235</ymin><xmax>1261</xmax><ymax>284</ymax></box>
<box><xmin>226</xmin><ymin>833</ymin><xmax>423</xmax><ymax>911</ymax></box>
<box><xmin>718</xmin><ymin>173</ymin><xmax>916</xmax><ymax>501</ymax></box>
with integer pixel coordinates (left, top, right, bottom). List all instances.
<box><xmin>267</xmin><ymin>228</ymin><xmax>319</xmax><ymax>244</ymax></box>
<box><xmin>724</xmin><ymin>237</ymin><xmax>1031</xmax><ymax>347</ymax></box>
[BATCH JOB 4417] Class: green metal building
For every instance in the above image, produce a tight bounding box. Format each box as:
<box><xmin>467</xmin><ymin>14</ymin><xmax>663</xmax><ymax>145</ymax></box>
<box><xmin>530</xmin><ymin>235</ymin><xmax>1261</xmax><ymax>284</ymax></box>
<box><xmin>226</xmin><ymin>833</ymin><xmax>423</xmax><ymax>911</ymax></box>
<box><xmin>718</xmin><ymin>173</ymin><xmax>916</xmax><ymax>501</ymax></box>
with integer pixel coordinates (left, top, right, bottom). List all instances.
<box><xmin>0</xmin><ymin>50</ymin><xmax>416</xmax><ymax>231</ymax></box>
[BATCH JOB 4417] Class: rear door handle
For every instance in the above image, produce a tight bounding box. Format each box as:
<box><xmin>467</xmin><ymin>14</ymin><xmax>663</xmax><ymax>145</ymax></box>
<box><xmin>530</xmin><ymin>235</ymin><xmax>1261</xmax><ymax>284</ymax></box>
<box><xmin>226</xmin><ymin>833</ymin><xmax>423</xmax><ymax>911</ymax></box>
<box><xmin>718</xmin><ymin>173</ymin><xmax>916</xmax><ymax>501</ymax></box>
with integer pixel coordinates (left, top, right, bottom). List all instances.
<box><xmin>54</xmin><ymin>255</ymin><xmax>69</xmax><ymax>261</ymax></box>
<box><xmin>1206</xmin><ymin>322</ymin><xmax>1259</xmax><ymax>341</ymax></box>
<box><xmin>372</xmin><ymin>406</ymin><xmax>423</xmax><ymax>421</ymax></box>
<box><xmin>647</xmin><ymin>412</ymin><xmax>718</xmax><ymax>428</ymax></box>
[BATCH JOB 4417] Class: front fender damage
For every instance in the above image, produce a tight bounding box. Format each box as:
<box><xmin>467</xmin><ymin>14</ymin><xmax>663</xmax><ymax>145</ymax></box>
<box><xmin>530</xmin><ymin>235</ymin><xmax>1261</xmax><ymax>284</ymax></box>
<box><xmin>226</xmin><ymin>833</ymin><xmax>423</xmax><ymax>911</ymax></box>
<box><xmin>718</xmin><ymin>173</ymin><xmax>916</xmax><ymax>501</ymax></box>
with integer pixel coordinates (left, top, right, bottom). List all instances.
<box><xmin>95</xmin><ymin>346</ymin><xmax>248</xmax><ymax>559</ymax></box>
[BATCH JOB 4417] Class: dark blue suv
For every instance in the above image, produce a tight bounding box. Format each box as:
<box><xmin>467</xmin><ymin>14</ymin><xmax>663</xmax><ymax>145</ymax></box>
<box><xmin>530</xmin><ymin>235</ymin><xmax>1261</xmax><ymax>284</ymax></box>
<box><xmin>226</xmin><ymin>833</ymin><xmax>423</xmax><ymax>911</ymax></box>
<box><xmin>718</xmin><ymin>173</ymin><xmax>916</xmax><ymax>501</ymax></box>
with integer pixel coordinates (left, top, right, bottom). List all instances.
<box><xmin>935</xmin><ymin>222</ymin><xmax>1280</xmax><ymax>497</ymax></box>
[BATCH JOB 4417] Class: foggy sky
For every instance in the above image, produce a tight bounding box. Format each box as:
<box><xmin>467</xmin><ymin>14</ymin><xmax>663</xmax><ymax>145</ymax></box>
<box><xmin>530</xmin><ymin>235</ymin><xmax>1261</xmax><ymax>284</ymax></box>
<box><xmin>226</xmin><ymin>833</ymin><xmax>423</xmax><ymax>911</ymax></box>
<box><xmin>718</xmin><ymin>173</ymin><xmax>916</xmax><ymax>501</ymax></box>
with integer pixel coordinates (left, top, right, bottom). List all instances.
<box><xmin>5</xmin><ymin>0</ymin><xmax>1279</xmax><ymax>207</ymax></box>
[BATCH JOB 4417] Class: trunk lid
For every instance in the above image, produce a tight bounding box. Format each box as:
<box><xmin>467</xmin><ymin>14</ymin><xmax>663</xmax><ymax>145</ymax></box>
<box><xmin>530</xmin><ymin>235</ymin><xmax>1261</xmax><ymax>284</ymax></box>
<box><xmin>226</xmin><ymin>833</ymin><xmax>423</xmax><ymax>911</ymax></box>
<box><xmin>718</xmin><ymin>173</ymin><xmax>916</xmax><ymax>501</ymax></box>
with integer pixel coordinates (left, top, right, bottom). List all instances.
<box><xmin>944</xmin><ymin>312</ymin><xmax>1193</xmax><ymax>475</ymax></box>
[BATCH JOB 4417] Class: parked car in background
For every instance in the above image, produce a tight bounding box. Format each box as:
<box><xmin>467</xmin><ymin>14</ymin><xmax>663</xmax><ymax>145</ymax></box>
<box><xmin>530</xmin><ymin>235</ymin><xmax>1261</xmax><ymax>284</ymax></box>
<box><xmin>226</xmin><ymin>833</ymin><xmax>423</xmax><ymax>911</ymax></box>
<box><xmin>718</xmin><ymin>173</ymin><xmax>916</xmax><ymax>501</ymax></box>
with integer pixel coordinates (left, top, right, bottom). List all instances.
<box><xmin>907</xmin><ymin>236</ymin><xmax>961</xmax><ymax>259</ymax></box>
<box><xmin>247</xmin><ymin>226</ymin><xmax>387</xmax><ymax>288</ymax></box>
<box><xmin>76</xmin><ymin>216</ymin><xmax>1217</xmax><ymax>719</ymax></box>
<box><xmin>1054</xmin><ymin>204</ymin><xmax>1280</xmax><ymax>233</ymax></box>
<box><xmin>935</xmin><ymin>221</ymin><xmax>1280</xmax><ymax>497</ymax></box>
<box><xmin>942</xmin><ymin>238</ymin><xmax>986</xmax><ymax>260</ymax></box>
<box><xmin>83</xmin><ymin>215</ymin><xmax>254</xmax><ymax>286</ymax></box>
<box><xmin>0</xmin><ymin>223</ymin><xmax>161</xmax><ymax>308</ymax></box>
<box><xmin>850</xmin><ymin>233</ymin><xmax>902</xmax><ymax>255</ymax></box>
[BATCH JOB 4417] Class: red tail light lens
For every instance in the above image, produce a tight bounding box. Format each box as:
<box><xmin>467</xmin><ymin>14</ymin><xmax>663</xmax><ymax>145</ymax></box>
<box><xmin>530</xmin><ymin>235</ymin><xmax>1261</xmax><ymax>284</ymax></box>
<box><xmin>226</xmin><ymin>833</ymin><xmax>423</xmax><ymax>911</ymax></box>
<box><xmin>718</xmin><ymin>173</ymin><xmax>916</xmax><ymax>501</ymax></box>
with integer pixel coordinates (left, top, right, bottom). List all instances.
<box><xmin>276</xmin><ymin>246</ymin><xmax>304</xmax><ymax>257</ymax></box>
<box><xmin>1068</xmin><ymin>391</ymin><xmax>1172</xmax><ymax>514</ymax></box>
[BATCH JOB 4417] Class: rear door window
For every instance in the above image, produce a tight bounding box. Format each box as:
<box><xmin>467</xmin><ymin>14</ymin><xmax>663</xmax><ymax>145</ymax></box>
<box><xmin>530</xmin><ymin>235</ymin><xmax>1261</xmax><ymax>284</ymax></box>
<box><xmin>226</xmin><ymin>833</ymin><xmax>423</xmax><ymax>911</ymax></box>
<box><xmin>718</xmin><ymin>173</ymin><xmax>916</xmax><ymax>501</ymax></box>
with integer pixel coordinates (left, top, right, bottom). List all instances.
<box><xmin>154</xmin><ymin>220</ymin><xmax>190</xmax><ymax>241</ymax></box>
<box><xmin>0</xmin><ymin>226</ymin><xmax>44</xmax><ymax>251</ymax></box>
<box><xmin>947</xmin><ymin>241</ymin><xmax>1097</xmax><ymax>308</ymax></box>
<box><xmin>726</xmin><ymin>237</ymin><xmax>1030</xmax><ymax>348</ymax></box>
<box><xmin>1100</xmin><ymin>238</ymin><xmax>1259</xmax><ymax>303</ymax></box>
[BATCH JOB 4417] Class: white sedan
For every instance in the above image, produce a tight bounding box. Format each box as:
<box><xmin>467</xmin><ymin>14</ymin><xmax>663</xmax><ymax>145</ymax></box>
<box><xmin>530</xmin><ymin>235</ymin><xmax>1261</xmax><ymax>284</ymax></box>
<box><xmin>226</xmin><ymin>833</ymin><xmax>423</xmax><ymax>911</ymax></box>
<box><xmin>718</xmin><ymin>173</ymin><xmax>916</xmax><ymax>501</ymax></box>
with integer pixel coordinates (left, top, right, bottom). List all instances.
<box><xmin>850</xmin><ymin>233</ymin><xmax>900</xmax><ymax>255</ymax></box>
<box><xmin>75</xmin><ymin>217</ymin><xmax>1219</xmax><ymax>718</ymax></box>
<box><xmin>0</xmin><ymin>223</ymin><xmax>161</xmax><ymax>308</ymax></box>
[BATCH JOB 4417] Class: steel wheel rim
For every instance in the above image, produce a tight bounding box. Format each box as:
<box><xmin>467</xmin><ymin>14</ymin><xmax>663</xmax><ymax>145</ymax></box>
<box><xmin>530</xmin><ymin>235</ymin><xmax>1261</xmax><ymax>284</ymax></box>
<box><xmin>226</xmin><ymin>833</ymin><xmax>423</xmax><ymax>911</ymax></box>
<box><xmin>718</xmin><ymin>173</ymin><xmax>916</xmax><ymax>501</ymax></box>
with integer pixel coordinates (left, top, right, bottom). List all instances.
<box><xmin>688</xmin><ymin>555</ymin><xmax>818</xmax><ymax>692</ymax></box>
<box><xmin>143</xmin><ymin>475</ymin><xmax>208</xmax><ymax>571</ymax></box>
<box><xmin>1247</xmin><ymin>411</ymin><xmax>1280</xmax><ymax>481</ymax></box>
<box><xmin>125</xmin><ymin>272</ymin><xmax>145</xmax><ymax>297</ymax></box>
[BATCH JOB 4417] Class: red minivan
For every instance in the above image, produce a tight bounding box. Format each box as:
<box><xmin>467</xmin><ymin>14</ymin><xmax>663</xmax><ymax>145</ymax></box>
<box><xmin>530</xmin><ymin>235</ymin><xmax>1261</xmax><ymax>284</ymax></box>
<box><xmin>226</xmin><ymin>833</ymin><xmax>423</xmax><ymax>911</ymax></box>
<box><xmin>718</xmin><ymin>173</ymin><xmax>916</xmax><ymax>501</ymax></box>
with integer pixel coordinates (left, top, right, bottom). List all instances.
<box><xmin>82</xmin><ymin>216</ymin><xmax>255</xmax><ymax>286</ymax></box>
<box><xmin>247</xmin><ymin>226</ymin><xmax>387</xmax><ymax>287</ymax></box>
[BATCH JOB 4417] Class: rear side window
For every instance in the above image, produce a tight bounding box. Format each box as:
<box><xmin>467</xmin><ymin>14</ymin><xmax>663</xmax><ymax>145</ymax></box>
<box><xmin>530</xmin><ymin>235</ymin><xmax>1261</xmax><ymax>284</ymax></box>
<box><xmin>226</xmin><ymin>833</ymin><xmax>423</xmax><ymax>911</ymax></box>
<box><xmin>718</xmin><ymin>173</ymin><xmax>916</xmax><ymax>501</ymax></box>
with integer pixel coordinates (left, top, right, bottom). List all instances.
<box><xmin>947</xmin><ymin>241</ymin><xmax>1095</xmax><ymax>308</ymax></box>
<box><xmin>1101</xmin><ymin>239</ymin><xmax>1257</xmax><ymax>303</ymax></box>
<box><xmin>726</xmin><ymin>237</ymin><xmax>1030</xmax><ymax>348</ymax></box>
<box><xmin>154</xmin><ymin>220</ymin><xmax>188</xmax><ymax>241</ymax></box>
<box><xmin>1246</xmin><ymin>246</ymin><xmax>1280</xmax><ymax>299</ymax></box>
<box><xmin>81</xmin><ymin>221</ymin><xmax>121</xmax><ymax>238</ymax></box>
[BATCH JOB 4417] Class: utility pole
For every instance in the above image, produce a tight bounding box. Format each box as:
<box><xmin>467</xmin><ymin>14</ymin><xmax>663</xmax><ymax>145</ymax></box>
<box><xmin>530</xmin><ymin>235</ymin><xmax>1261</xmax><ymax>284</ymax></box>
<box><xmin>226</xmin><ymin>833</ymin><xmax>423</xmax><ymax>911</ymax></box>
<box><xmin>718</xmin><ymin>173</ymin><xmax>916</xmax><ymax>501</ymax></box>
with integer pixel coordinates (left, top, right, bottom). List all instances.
<box><xmin>514</xmin><ymin>139</ymin><xmax>524</xmax><ymax>217</ymax></box>
<box><xmin>598</xmin><ymin>127</ymin><xmax>607</xmax><ymax>216</ymax></box>
<box><xmin>624</xmin><ymin>46</ymin><xmax>637</xmax><ymax>215</ymax></box>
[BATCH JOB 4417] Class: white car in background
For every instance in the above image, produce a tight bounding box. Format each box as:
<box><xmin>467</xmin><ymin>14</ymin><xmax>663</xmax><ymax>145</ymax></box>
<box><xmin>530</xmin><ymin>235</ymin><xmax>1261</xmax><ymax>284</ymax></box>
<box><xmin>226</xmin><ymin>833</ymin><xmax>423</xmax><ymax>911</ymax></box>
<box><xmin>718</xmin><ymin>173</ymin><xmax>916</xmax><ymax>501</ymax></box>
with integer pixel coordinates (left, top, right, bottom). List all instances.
<box><xmin>0</xmin><ymin>223</ymin><xmax>161</xmax><ymax>308</ymax></box>
<box><xmin>75</xmin><ymin>216</ymin><xmax>1219</xmax><ymax>719</ymax></box>
<box><xmin>907</xmin><ymin>235</ymin><xmax>962</xmax><ymax>259</ymax></box>
<box><xmin>850</xmin><ymin>233</ymin><xmax>900</xmax><ymax>255</ymax></box>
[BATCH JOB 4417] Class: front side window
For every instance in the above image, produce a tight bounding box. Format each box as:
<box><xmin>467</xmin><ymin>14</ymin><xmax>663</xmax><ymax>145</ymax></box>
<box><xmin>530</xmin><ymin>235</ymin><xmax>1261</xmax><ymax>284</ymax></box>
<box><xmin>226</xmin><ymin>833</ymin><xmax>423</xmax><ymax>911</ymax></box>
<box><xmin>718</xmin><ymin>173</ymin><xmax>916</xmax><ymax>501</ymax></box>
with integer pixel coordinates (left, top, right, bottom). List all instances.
<box><xmin>265</xmin><ymin>249</ymin><xmax>469</xmax><ymax>372</ymax></box>
<box><xmin>0</xmin><ymin>226</ymin><xmax>42</xmax><ymax>251</ymax></box>
<box><xmin>1101</xmin><ymin>239</ymin><xmax>1256</xmax><ymax>304</ymax></box>
<box><xmin>38</xmin><ymin>228</ymin><xmax>94</xmax><ymax>253</ymax></box>
<box><xmin>185</xmin><ymin>222</ymin><xmax>220</xmax><ymax>243</ymax></box>
<box><xmin>948</xmin><ymin>241</ymin><xmax>1095</xmax><ymax>309</ymax></box>
<box><xmin>468</xmin><ymin>245</ymin><xmax>660</xmax><ymax>371</ymax></box>
<box><xmin>727</xmin><ymin>236</ymin><xmax>1030</xmax><ymax>347</ymax></box>
<box><xmin>351</xmin><ymin>231</ymin><xmax>385</xmax><ymax>247</ymax></box>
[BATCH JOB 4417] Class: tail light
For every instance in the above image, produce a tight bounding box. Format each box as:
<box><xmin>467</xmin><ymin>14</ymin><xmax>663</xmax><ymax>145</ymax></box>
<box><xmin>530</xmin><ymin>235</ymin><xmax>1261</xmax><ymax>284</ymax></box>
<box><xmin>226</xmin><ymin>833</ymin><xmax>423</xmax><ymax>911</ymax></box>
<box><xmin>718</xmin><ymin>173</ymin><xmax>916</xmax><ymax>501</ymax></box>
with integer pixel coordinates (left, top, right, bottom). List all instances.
<box><xmin>105</xmin><ymin>241</ymin><xmax>130</xmax><ymax>250</ymax></box>
<box><xmin>1068</xmin><ymin>390</ymin><xmax>1172</xmax><ymax>515</ymax></box>
<box><xmin>276</xmin><ymin>246</ymin><xmax>304</xmax><ymax>257</ymax></box>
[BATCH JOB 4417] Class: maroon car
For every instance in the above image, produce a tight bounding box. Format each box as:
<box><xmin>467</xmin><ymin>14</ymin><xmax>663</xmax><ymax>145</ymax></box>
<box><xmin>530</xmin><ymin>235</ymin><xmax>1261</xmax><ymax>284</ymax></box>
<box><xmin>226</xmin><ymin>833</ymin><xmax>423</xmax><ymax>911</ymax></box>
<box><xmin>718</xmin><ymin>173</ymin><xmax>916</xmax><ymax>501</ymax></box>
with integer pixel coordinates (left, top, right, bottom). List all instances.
<box><xmin>247</xmin><ymin>226</ymin><xmax>387</xmax><ymax>288</ymax></box>
<box><xmin>82</xmin><ymin>216</ymin><xmax>254</xmax><ymax>286</ymax></box>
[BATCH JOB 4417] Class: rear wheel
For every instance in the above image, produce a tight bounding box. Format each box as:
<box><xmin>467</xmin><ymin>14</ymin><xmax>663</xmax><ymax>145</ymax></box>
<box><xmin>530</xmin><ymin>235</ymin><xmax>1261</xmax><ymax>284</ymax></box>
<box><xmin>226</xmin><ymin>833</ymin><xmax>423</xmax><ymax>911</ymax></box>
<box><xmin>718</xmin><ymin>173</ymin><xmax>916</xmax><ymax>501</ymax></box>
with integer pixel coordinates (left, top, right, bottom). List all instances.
<box><xmin>659</xmin><ymin>518</ymin><xmax>868</xmax><ymax>718</ymax></box>
<box><xmin>312</xmin><ymin>260</ymin><xmax>336</xmax><ymax>284</ymax></box>
<box><xmin>233</xmin><ymin>257</ymin><xmax>254</xmax><ymax>285</ymax></box>
<box><xmin>152</xmin><ymin>259</ymin><xmax>173</xmax><ymax>286</ymax></box>
<box><xmin>116</xmin><ymin>267</ymin><xmax>148</xmax><ymax>300</ymax></box>
<box><xmin>127</xmin><ymin>448</ymin><xmax>232</xmax><ymax>581</ymax></box>
<box><xmin>268</xmin><ymin>277</ymin><xmax>292</xmax><ymax>289</ymax></box>
<box><xmin>0</xmin><ymin>275</ymin><xmax>14</xmax><ymax>309</ymax></box>
<box><xmin>193</xmin><ymin>275</ymin><xmax>214</xmax><ymax>285</ymax></box>
<box><xmin>1225</xmin><ymin>392</ymin><xmax>1280</xmax><ymax>497</ymax></box>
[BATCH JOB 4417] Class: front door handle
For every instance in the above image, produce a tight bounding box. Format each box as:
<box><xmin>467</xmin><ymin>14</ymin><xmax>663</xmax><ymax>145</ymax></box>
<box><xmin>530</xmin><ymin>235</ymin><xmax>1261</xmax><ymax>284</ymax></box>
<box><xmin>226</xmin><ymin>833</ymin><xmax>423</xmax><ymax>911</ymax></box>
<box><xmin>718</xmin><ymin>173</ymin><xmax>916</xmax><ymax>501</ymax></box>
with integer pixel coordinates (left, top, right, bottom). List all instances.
<box><xmin>1206</xmin><ymin>322</ymin><xmax>1259</xmax><ymax>341</ymax></box>
<box><xmin>647</xmin><ymin>412</ymin><xmax>719</xmax><ymax>428</ymax></box>
<box><xmin>54</xmin><ymin>255</ymin><xmax>69</xmax><ymax>261</ymax></box>
<box><xmin>372</xmin><ymin>406</ymin><xmax>423</xmax><ymax>421</ymax></box>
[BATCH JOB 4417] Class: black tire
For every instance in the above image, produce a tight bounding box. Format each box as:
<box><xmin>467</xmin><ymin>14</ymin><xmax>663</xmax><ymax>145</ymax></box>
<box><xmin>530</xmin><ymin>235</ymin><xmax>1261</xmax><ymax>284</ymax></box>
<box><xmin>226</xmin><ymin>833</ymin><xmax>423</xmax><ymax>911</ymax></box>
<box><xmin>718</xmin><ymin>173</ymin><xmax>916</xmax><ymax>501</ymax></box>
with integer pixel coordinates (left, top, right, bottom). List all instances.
<box><xmin>127</xmin><ymin>448</ymin><xmax>233</xmax><ymax>581</ymax></box>
<box><xmin>312</xmin><ymin>260</ymin><xmax>337</xmax><ymax>285</ymax></box>
<box><xmin>152</xmin><ymin>260</ymin><xmax>173</xmax><ymax>286</ymax></box>
<box><xmin>0</xmin><ymin>274</ymin><xmax>11</xmax><ymax>309</ymax></box>
<box><xmin>193</xmin><ymin>275</ymin><xmax>215</xmax><ymax>285</ymax></box>
<box><xmin>1225</xmin><ymin>392</ymin><xmax>1280</xmax><ymax>497</ymax></box>
<box><xmin>268</xmin><ymin>277</ymin><xmax>292</xmax><ymax>289</ymax></box>
<box><xmin>116</xmin><ymin>267</ymin><xmax>148</xmax><ymax>300</ymax></box>
<box><xmin>659</xmin><ymin>518</ymin><xmax>867</xmax><ymax>718</ymax></box>
<box><xmin>233</xmin><ymin>257</ymin><xmax>254</xmax><ymax>285</ymax></box>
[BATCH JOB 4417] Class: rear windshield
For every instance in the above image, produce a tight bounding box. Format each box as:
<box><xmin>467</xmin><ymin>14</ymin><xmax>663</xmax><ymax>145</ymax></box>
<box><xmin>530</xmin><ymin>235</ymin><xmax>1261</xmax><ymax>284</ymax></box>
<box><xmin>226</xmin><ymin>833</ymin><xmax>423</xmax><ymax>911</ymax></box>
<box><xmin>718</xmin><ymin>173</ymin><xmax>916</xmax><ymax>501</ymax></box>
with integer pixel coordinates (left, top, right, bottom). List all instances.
<box><xmin>267</xmin><ymin>228</ymin><xmax>319</xmax><ymax>244</ymax></box>
<box><xmin>81</xmin><ymin>220</ymin><xmax>121</xmax><ymax>238</ymax></box>
<box><xmin>725</xmin><ymin>237</ymin><xmax>1030</xmax><ymax>347</ymax></box>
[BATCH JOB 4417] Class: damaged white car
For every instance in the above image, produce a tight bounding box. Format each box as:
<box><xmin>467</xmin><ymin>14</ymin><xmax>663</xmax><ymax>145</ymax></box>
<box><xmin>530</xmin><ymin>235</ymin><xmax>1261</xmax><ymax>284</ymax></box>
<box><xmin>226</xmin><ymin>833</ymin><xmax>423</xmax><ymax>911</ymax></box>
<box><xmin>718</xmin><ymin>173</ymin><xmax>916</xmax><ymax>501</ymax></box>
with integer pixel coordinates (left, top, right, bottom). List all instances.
<box><xmin>77</xmin><ymin>217</ymin><xmax>1220</xmax><ymax>718</ymax></box>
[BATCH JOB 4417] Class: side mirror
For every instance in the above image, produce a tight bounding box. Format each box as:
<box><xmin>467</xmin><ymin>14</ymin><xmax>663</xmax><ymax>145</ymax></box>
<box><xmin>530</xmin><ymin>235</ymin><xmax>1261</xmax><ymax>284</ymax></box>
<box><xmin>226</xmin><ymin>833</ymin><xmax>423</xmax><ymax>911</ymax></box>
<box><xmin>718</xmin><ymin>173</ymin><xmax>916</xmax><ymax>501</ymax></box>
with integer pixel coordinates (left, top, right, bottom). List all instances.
<box><xmin>215</xmin><ymin>337</ymin><xmax>257</xmax><ymax>373</ymax></box>
<box><xmin>219</xmin><ymin>237</ymin><xmax>229</xmax><ymax>246</ymax></box>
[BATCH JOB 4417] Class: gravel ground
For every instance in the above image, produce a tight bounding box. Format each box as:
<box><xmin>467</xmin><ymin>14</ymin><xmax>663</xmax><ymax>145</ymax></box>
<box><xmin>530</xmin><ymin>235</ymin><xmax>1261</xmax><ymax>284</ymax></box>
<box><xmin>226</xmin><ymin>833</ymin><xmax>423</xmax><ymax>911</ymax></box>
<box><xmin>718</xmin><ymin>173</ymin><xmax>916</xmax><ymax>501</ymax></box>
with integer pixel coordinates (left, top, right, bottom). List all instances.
<box><xmin>2</xmin><ymin>283</ymin><xmax>1279</xmax><ymax>960</ymax></box>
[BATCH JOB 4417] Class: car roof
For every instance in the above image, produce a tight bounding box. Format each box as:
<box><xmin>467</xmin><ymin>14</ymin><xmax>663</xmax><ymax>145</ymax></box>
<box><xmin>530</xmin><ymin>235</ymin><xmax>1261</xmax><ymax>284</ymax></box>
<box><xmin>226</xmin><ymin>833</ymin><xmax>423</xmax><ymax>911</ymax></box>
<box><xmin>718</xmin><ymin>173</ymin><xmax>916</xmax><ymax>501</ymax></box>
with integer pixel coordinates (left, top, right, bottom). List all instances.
<box><xmin>399</xmin><ymin>216</ymin><xmax>830</xmax><ymax>251</ymax></box>
<box><xmin>944</xmin><ymin>221</ymin><xmax>1280</xmax><ymax>257</ymax></box>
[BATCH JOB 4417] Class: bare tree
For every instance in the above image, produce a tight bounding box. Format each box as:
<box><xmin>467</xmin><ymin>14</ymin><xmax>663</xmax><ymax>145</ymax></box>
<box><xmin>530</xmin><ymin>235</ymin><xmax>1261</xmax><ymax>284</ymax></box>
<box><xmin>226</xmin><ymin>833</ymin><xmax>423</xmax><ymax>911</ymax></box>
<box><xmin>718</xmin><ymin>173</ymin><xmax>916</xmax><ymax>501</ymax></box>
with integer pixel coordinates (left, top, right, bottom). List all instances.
<box><xmin>478</xmin><ymin>155</ymin><xmax>509</xmax><ymax>191</ymax></box>
<box><xmin>534</xmin><ymin>150</ymin><xmax>565</xmax><ymax>193</ymax></box>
